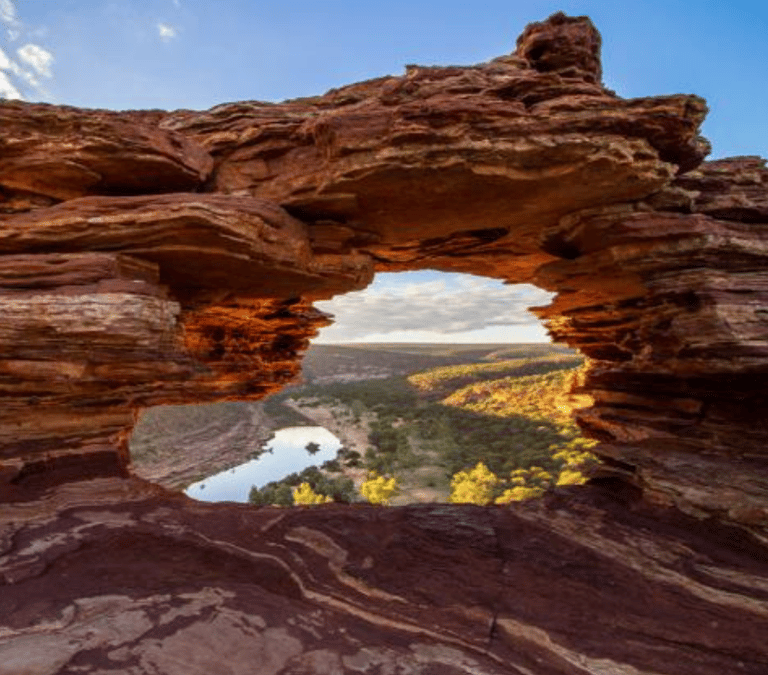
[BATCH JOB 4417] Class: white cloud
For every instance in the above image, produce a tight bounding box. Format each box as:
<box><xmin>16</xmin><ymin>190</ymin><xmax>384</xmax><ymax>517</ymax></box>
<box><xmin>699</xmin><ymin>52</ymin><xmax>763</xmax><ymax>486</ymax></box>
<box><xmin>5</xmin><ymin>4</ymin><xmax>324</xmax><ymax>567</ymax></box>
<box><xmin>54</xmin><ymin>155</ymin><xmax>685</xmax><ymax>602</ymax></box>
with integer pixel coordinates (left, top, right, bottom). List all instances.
<box><xmin>314</xmin><ymin>273</ymin><xmax>554</xmax><ymax>343</ymax></box>
<box><xmin>0</xmin><ymin>68</ymin><xmax>20</xmax><ymax>98</ymax></box>
<box><xmin>157</xmin><ymin>22</ymin><xmax>177</xmax><ymax>41</ymax></box>
<box><xmin>172</xmin><ymin>0</ymin><xmax>181</xmax><ymax>7</ymax></box>
<box><xmin>0</xmin><ymin>44</ymin><xmax>25</xmax><ymax>80</ymax></box>
<box><xmin>0</xmin><ymin>0</ymin><xmax>18</xmax><ymax>28</ymax></box>
<box><xmin>0</xmin><ymin>3</ymin><xmax>54</xmax><ymax>100</ymax></box>
<box><xmin>17</xmin><ymin>43</ymin><xmax>53</xmax><ymax>77</ymax></box>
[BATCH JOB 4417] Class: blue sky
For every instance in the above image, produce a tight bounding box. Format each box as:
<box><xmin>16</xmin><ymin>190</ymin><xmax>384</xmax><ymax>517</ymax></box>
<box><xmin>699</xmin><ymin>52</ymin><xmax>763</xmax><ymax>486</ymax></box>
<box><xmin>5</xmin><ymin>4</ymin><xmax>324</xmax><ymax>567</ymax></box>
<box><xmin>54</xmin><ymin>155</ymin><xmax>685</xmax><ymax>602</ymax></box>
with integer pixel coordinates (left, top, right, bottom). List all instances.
<box><xmin>2</xmin><ymin>1</ymin><xmax>766</xmax><ymax>343</ymax></box>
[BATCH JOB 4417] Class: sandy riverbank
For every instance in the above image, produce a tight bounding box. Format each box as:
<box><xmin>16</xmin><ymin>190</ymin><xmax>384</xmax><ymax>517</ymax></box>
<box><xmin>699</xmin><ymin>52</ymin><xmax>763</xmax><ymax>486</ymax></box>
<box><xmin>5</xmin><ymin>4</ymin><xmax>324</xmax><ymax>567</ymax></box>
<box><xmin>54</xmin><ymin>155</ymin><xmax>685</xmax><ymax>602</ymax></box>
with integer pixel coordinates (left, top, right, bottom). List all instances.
<box><xmin>283</xmin><ymin>398</ymin><xmax>372</xmax><ymax>492</ymax></box>
<box><xmin>285</xmin><ymin>398</ymin><xmax>449</xmax><ymax>504</ymax></box>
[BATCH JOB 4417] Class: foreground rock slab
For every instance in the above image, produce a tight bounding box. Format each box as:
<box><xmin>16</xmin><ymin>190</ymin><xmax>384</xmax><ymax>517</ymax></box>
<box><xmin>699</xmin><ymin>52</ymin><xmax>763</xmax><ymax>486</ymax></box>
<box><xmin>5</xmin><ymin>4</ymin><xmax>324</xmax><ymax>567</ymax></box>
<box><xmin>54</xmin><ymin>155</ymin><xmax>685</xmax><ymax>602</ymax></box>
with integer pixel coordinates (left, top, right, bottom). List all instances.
<box><xmin>1</xmin><ymin>480</ymin><xmax>766</xmax><ymax>675</ymax></box>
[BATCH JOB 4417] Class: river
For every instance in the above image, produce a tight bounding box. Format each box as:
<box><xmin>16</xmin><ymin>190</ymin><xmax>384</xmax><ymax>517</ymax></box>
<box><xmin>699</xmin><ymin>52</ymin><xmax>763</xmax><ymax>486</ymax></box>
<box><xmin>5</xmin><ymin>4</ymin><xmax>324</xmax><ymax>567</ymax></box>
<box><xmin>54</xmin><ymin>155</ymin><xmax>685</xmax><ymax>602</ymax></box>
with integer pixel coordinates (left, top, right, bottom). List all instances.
<box><xmin>185</xmin><ymin>426</ymin><xmax>342</xmax><ymax>503</ymax></box>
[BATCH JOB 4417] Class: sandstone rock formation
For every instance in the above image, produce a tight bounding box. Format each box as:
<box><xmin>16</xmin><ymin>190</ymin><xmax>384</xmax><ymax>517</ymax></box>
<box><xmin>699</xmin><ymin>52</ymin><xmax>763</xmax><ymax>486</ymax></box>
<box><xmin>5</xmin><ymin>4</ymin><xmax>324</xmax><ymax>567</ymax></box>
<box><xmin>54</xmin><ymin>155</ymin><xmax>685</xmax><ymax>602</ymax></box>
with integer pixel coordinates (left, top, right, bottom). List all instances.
<box><xmin>1</xmin><ymin>12</ymin><xmax>767</xmax><ymax>674</ymax></box>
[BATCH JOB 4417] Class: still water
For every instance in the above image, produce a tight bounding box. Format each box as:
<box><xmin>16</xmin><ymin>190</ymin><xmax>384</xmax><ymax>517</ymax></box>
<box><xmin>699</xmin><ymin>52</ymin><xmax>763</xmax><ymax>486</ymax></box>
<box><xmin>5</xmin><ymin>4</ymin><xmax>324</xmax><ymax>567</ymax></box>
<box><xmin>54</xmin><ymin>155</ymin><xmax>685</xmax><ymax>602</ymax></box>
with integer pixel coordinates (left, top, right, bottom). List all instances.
<box><xmin>185</xmin><ymin>426</ymin><xmax>341</xmax><ymax>503</ymax></box>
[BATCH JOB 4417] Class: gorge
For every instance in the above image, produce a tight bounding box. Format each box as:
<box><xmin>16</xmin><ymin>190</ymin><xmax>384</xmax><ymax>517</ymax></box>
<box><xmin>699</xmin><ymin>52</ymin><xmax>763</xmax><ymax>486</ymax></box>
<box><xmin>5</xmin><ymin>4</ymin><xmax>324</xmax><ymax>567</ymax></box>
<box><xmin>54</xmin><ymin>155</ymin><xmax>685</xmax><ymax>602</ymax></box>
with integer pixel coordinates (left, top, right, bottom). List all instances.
<box><xmin>1</xmin><ymin>12</ymin><xmax>767</xmax><ymax>674</ymax></box>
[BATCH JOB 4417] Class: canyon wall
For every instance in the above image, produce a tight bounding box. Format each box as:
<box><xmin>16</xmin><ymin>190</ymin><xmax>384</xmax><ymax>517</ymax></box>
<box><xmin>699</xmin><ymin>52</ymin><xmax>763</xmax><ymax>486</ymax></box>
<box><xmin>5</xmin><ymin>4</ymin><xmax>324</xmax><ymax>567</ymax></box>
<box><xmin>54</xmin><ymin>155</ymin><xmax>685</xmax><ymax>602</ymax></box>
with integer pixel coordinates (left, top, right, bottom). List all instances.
<box><xmin>1</xmin><ymin>13</ymin><xmax>767</xmax><ymax>674</ymax></box>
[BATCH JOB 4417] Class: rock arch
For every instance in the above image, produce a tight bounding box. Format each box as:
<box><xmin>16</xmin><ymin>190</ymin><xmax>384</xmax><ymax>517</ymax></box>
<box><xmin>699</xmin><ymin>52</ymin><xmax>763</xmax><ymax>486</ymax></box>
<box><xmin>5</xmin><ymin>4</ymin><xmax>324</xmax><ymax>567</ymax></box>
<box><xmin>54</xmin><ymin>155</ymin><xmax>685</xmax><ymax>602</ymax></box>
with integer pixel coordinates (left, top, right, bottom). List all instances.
<box><xmin>1</xmin><ymin>14</ymin><xmax>767</xmax><ymax>674</ymax></box>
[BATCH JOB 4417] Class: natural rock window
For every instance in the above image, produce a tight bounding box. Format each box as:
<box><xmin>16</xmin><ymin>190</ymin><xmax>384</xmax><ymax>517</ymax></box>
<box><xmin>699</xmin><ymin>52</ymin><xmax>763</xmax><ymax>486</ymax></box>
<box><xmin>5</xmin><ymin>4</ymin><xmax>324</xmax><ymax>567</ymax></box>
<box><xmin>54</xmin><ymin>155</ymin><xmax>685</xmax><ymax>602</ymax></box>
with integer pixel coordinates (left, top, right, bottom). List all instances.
<box><xmin>131</xmin><ymin>271</ymin><xmax>571</xmax><ymax>504</ymax></box>
<box><xmin>313</xmin><ymin>272</ymin><xmax>554</xmax><ymax>345</ymax></box>
<box><xmin>1</xmin><ymin>13</ymin><xmax>767</xmax><ymax>675</ymax></box>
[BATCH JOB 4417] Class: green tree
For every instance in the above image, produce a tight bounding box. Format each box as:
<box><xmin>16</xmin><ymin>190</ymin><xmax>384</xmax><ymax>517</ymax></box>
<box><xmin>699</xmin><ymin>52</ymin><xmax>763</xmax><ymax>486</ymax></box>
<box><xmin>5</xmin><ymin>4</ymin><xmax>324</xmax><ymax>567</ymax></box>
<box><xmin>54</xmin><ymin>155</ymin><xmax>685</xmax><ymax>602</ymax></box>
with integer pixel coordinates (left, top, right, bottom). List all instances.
<box><xmin>365</xmin><ymin>451</ymin><xmax>395</xmax><ymax>475</ymax></box>
<box><xmin>343</xmin><ymin>450</ymin><xmax>362</xmax><ymax>467</ymax></box>
<box><xmin>249</xmin><ymin>482</ymin><xmax>294</xmax><ymax>507</ymax></box>
<box><xmin>350</xmin><ymin>399</ymin><xmax>366</xmax><ymax>422</ymax></box>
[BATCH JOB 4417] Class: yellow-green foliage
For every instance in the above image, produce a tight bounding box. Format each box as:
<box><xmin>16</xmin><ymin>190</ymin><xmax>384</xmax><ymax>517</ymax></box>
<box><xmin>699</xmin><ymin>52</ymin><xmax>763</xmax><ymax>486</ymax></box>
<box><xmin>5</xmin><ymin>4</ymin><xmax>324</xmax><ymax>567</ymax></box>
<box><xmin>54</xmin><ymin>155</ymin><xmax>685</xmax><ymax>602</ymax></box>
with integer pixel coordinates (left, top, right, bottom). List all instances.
<box><xmin>439</xmin><ymin>361</ymin><xmax>601</xmax><ymax>505</ymax></box>
<box><xmin>556</xmin><ymin>469</ymin><xmax>587</xmax><ymax>486</ymax></box>
<box><xmin>360</xmin><ymin>472</ymin><xmax>398</xmax><ymax>505</ymax></box>
<box><xmin>408</xmin><ymin>355</ymin><xmax>582</xmax><ymax>396</ymax></box>
<box><xmin>448</xmin><ymin>442</ymin><xmax>600</xmax><ymax>505</ymax></box>
<box><xmin>293</xmin><ymin>482</ymin><xmax>333</xmax><ymax>505</ymax></box>
<box><xmin>442</xmin><ymin>365</ymin><xmax>593</xmax><ymax>427</ymax></box>
<box><xmin>495</xmin><ymin>485</ymin><xmax>545</xmax><ymax>503</ymax></box>
<box><xmin>495</xmin><ymin>465</ymin><xmax>551</xmax><ymax>502</ymax></box>
<box><xmin>550</xmin><ymin>435</ymin><xmax>599</xmax><ymax>486</ymax></box>
<box><xmin>449</xmin><ymin>462</ymin><xmax>500</xmax><ymax>505</ymax></box>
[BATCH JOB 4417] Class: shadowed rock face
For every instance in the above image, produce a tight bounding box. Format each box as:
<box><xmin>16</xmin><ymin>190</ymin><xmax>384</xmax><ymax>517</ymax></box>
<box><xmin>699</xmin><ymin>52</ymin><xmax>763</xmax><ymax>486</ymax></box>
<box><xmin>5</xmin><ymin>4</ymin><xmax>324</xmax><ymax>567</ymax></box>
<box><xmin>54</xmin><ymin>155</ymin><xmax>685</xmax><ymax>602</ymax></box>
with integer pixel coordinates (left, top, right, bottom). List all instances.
<box><xmin>1</xmin><ymin>13</ymin><xmax>767</xmax><ymax>674</ymax></box>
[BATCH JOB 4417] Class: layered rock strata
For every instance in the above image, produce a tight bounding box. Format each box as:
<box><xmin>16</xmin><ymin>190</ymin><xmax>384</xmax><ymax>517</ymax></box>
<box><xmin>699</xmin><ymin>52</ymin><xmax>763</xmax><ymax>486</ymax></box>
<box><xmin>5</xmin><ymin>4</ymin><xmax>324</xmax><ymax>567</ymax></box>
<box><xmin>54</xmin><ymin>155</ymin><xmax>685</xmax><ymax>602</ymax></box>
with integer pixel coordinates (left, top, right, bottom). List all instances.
<box><xmin>1</xmin><ymin>12</ymin><xmax>767</xmax><ymax>674</ymax></box>
<box><xmin>534</xmin><ymin>156</ymin><xmax>768</xmax><ymax>525</ymax></box>
<box><xmin>1</xmin><ymin>479</ymin><xmax>767</xmax><ymax>675</ymax></box>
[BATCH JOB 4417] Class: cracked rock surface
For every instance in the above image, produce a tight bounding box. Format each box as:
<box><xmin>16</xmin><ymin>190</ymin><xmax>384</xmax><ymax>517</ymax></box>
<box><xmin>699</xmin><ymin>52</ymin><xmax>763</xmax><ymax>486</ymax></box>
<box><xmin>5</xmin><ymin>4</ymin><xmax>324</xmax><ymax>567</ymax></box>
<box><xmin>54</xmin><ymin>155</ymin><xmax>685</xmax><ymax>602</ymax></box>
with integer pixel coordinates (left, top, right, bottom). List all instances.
<box><xmin>2</xmin><ymin>478</ymin><xmax>767</xmax><ymax>675</ymax></box>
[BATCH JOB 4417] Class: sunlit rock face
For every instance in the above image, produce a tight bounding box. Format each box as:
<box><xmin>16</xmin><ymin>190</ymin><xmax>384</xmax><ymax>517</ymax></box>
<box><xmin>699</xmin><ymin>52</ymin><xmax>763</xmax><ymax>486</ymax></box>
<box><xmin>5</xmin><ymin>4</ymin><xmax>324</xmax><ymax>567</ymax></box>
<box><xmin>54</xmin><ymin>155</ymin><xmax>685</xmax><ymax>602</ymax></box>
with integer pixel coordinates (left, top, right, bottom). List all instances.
<box><xmin>1</xmin><ymin>12</ymin><xmax>767</xmax><ymax>675</ymax></box>
<box><xmin>534</xmin><ymin>155</ymin><xmax>768</xmax><ymax>525</ymax></box>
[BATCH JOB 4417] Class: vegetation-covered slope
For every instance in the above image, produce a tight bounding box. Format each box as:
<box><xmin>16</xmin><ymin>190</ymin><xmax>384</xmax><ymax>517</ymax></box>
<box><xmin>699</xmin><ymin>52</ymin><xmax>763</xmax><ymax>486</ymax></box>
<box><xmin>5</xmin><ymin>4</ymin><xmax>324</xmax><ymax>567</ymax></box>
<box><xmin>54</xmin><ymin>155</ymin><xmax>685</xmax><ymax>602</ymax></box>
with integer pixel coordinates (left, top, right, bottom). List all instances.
<box><xmin>251</xmin><ymin>343</ymin><xmax>596</xmax><ymax>506</ymax></box>
<box><xmin>408</xmin><ymin>354</ymin><xmax>582</xmax><ymax>399</ymax></box>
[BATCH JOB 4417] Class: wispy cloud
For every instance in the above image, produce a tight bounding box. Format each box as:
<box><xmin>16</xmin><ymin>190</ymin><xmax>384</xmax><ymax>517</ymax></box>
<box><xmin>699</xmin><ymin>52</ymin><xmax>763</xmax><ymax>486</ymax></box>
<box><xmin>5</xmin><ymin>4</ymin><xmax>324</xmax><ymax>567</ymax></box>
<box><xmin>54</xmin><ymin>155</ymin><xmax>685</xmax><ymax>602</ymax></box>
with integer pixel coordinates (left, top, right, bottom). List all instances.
<box><xmin>0</xmin><ymin>44</ymin><xmax>11</xmax><ymax>69</ymax></box>
<box><xmin>314</xmin><ymin>273</ymin><xmax>553</xmax><ymax>342</ymax></box>
<box><xmin>157</xmin><ymin>22</ymin><xmax>177</xmax><ymax>42</ymax></box>
<box><xmin>0</xmin><ymin>0</ymin><xmax>18</xmax><ymax>29</ymax></box>
<box><xmin>0</xmin><ymin>68</ymin><xmax>20</xmax><ymax>98</ymax></box>
<box><xmin>17</xmin><ymin>43</ymin><xmax>53</xmax><ymax>77</ymax></box>
<box><xmin>0</xmin><ymin>1</ymin><xmax>53</xmax><ymax>99</ymax></box>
